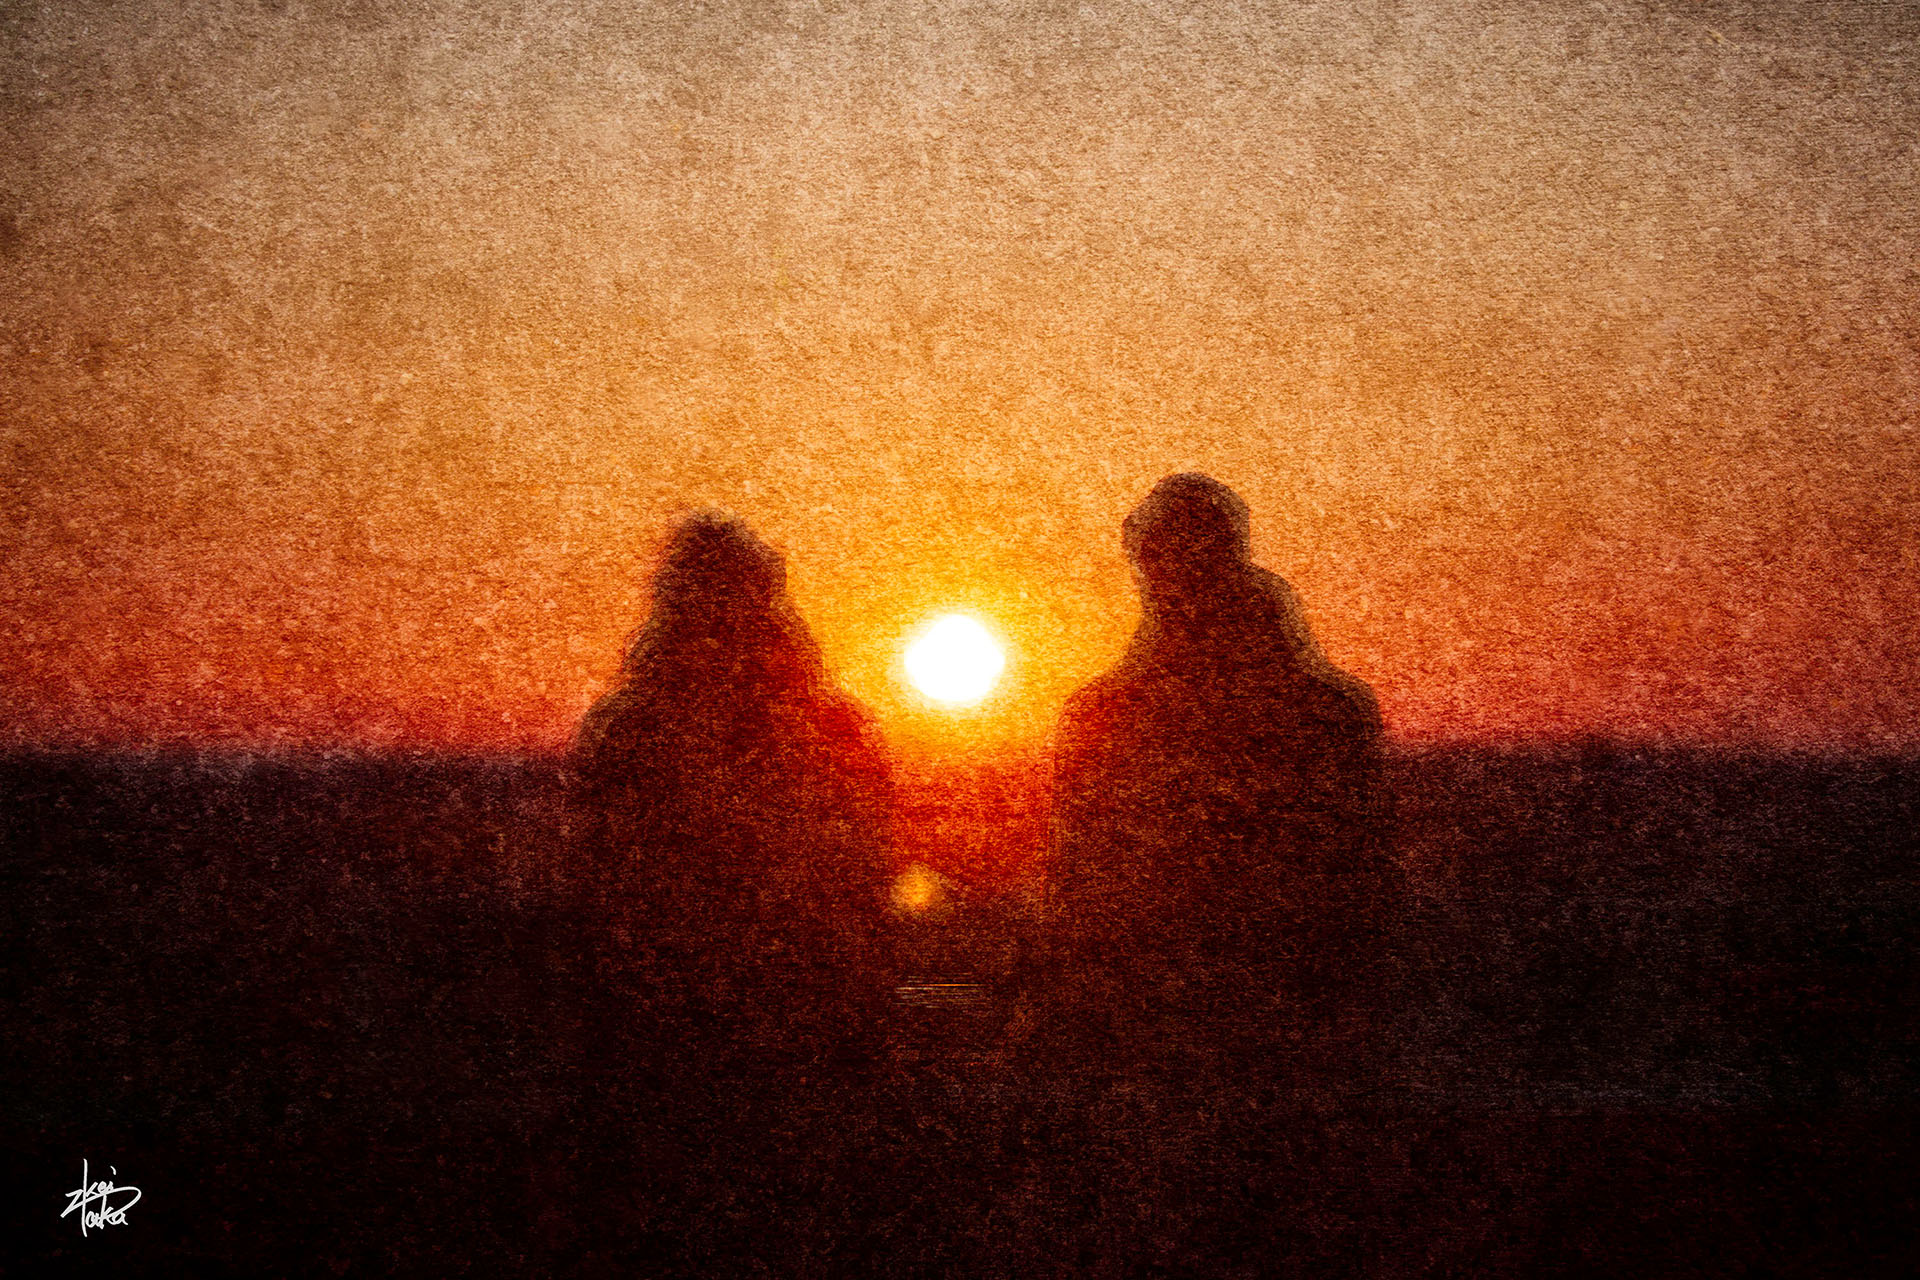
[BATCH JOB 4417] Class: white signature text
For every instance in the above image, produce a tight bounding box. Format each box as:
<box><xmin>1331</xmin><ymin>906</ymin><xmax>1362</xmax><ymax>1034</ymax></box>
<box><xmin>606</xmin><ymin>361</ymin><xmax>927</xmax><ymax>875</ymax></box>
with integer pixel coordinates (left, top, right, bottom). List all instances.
<box><xmin>61</xmin><ymin>1160</ymin><xmax>141</xmax><ymax>1236</ymax></box>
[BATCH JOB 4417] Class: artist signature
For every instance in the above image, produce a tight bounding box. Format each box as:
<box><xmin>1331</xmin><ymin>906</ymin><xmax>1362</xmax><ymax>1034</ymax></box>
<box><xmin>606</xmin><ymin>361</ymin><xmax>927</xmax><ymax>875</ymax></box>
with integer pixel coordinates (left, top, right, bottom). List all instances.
<box><xmin>60</xmin><ymin>1160</ymin><xmax>141</xmax><ymax>1236</ymax></box>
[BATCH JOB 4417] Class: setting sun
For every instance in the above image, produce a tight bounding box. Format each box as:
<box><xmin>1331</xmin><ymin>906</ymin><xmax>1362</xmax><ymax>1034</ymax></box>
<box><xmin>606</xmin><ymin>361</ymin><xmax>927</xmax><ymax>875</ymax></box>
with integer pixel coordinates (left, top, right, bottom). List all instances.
<box><xmin>904</xmin><ymin>615</ymin><xmax>1005</xmax><ymax>706</ymax></box>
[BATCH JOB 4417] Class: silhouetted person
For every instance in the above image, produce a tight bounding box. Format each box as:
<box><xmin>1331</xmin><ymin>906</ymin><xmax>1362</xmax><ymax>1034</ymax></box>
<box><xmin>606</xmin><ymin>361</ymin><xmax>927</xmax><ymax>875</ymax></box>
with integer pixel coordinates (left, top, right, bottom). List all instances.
<box><xmin>563</xmin><ymin>513</ymin><xmax>893</xmax><ymax>1265</ymax></box>
<box><xmin>1043</xmin><ymin>474</ymin><xmax>1398</xmax><ymax>1090</ymax></box>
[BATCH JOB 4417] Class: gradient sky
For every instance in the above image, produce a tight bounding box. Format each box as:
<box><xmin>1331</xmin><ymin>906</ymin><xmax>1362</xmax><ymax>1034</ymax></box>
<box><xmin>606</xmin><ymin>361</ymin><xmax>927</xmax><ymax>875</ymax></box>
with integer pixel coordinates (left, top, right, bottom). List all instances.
<box><xmin>2</xmin><ymin>0</ymin><xmax>1916</xmax><ymax>752</ymax></box>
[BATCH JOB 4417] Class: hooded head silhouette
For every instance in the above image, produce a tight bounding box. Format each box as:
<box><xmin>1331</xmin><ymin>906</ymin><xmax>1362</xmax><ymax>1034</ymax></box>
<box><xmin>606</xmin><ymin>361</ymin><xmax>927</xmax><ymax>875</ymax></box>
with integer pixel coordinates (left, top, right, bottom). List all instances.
<box><xmin>1045</xmin><ymin>472</ymin><xmax>1397</xmax><ymax>1085</ymax></box>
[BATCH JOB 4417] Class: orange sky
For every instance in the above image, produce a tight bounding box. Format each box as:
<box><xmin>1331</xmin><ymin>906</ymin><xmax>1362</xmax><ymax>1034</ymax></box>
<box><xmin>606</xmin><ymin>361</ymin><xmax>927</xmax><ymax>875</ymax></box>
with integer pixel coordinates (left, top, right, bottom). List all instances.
<box><xmin>2</xmin><ymin>0</ymin><xmax>1916</xmax><ymax>753</ymax></box>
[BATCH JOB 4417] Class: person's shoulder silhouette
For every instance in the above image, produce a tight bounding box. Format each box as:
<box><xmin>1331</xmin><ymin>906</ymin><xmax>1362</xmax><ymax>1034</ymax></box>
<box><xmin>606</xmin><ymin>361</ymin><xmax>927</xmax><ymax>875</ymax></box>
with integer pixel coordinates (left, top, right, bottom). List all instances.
<box><xmin>1048</xmin><ymin>474</ymin><xmax>1395</xmax><ymax>1041</ymax></box>
<box><xmin>567</xmin><ymin>512</ymin><xmax>893</xmax><ymax>1061</ymax></box>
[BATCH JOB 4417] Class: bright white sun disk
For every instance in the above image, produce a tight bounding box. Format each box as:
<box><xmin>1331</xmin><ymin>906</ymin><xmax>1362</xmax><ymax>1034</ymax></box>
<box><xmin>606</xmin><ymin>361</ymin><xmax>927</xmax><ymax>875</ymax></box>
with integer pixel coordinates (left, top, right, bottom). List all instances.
<box><xmin>905</xmin><ymin>615</ymin><xmax>1004</xmax><ymax>705</ymax></box>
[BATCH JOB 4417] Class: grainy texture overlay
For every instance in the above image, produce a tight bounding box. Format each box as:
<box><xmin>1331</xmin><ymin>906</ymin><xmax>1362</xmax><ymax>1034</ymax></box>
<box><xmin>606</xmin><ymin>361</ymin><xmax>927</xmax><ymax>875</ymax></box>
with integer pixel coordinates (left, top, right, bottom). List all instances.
<box><xmin>3</xmin><ymin>0</ymin><xmax>1914</xmax><ymax>750</ymax></box>
<box><xmin>5</xmin><ymin>3</ymin><xmax>1918</xmax><ymax>1275</ymax></box>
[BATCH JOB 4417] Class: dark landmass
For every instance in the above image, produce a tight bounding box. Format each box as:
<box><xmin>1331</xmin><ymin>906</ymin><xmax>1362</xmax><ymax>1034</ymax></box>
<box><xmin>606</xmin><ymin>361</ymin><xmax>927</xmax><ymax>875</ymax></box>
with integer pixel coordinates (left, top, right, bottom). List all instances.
<box><xmin>4</xmin><ymin>744</ymin><xmax>1917</xmax><ymax>1274</ymax></box>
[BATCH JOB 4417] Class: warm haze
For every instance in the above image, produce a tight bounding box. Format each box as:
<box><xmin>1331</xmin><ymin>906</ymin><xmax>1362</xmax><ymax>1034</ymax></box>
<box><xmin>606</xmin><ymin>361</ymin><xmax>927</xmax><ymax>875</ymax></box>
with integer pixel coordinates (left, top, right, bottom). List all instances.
<box><xmin>2</xmin><ymin>0</ymin><xmax>1915</xmax><ymax>753</ymax></box>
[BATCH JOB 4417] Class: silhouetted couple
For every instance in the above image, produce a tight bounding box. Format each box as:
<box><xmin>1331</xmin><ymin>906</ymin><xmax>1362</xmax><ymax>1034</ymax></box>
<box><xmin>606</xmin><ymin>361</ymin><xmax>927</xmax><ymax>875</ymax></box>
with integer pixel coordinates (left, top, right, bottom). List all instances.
<box><xmin>566</xmin><ymin>475</ymin><xmax>1395</xmax><ymax>1110</ymax></box>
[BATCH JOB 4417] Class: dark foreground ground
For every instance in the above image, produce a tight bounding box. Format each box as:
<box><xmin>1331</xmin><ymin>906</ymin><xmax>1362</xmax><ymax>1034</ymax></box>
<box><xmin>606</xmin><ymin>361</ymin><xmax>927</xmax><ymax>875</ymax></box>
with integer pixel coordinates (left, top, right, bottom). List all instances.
<box><xmin>4</xmin><ymin>744</ymin><xmax>1917</xmax><ymax>1275</ymax></box>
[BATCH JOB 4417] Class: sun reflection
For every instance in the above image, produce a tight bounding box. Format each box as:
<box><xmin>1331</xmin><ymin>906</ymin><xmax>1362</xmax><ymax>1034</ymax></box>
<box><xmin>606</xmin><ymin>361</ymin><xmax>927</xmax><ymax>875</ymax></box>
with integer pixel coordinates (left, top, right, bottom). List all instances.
<box><xmin>891</xmin><ymin>865</ymin><xmax>943</xmax><ymax>914</ymax></box>
<box><xmin>904</xmin><ymin>615</ymin><xmax>1004</xmax><ymax>706</ymax></box>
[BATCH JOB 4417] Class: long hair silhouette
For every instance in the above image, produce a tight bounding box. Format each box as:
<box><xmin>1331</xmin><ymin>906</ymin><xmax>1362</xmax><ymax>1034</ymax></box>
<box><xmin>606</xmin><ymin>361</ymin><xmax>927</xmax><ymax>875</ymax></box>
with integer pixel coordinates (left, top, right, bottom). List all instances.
<box><xmin>618</xmin><ymin>513</ymin><xmax>824</xmax><ymax>692</ymax></box>
<box><xmin>561</xmin><ymin>512</ymin><xmax>894</xmax><ymax>1264</ymax></box>
<box><xmin>567</xmin><ymin>511</ymin><xmax>892</xmax><ymax>1053</ymax></box>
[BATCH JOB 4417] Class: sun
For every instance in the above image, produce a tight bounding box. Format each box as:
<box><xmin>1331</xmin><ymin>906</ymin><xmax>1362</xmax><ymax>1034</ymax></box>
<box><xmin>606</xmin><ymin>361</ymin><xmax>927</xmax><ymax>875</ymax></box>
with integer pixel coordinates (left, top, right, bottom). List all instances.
<box><xmin>904</xmin><ymin>615</ymin><xmax>1005</xmax><ymax>706</ymax></box>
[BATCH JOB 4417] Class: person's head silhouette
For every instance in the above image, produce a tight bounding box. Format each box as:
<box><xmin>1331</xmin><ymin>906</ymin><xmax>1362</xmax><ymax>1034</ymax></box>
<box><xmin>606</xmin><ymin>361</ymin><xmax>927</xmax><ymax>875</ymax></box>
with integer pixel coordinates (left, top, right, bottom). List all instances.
<box><xmin>619</xmin><ymin>512</ymin><xmax>821</xmax><ymax>696</ymax></box>
<box><xmin>1122</xmin><ymin>473</ymin><xmax>1253</xmax><ymax>594</ymax></box>
<box><xmin>644</xmin><ymin>512</ymin><xmax>783</xmax><ymax>629</ymax></box>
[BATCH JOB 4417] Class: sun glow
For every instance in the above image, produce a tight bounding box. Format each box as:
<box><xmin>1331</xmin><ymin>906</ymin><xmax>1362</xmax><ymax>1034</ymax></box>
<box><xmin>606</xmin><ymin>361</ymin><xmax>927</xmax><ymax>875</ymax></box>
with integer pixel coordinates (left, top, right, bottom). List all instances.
<box><xmin>904</xmin><ymin>615</ymin><xmax>1005</xmax><ymax>706</ymax></box>
<box><xmin>891</xmin><ymin>865</ymin><xmax>943</xmax><ymax>914</ymax></box>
